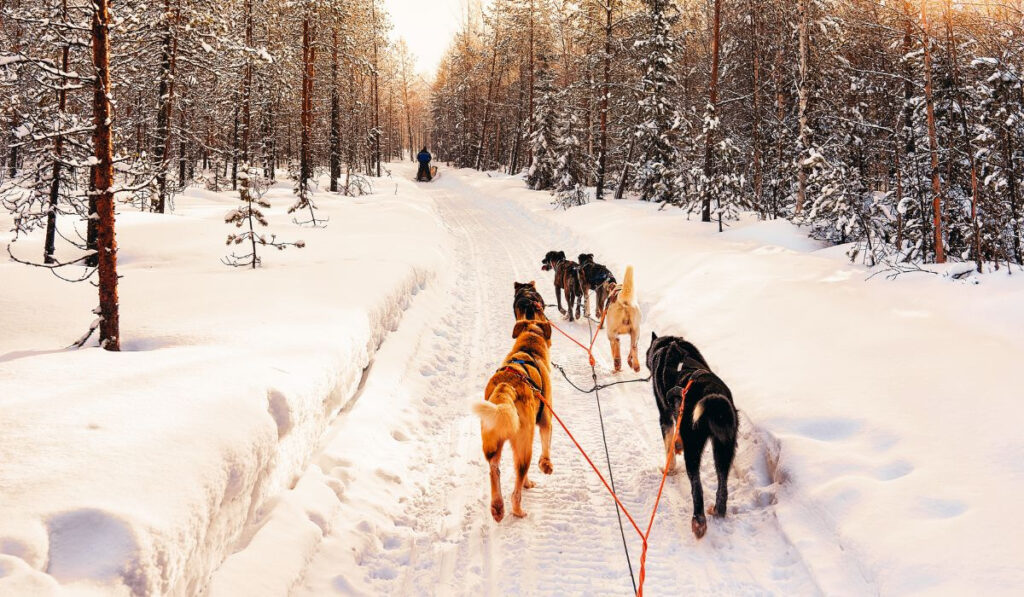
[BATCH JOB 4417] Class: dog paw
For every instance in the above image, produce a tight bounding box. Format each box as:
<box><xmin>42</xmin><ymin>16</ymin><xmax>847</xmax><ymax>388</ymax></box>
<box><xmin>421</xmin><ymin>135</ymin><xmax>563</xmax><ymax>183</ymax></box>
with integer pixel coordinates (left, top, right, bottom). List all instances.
<box><xmin>512</xmin><ymin>507</ymin><xmax>528</xmax><ymax>518</ymax></box>
<box><xmin>539</xmin><ymin>457</ymin><xmax>553</xmax><ymax>475</ymax></box>
<box><xmin>709</xmin><ymin>505</ymin><xmax>726</xmax><ymax>518</ymax></box>
<box><xmin>661</xmin><ymin>465</ymin><xmax>679</xmax><ymax>476</ymax></box>
<box><xmin>674</xmin><ymin>438</ymin><xmax>684</xmax><ymax>454</ymax></box>
<box><xmin>523</xmin><ymin>478</ymin><xmax>536</xmax><ymax>489</ymax></box>
<box><xmin>631</xmin><ymin>363</ymin><xmax>641</xmax><ymax>373</ymax></box>
<box><xmin>491</xmin><ymin>501</ymin><xmax>505</xmax><ymax>522</ymax></box>
<box><xmin>691</xmin><ymin>517</ymin><xmax>707</xmax><ymax>539</ymax></box>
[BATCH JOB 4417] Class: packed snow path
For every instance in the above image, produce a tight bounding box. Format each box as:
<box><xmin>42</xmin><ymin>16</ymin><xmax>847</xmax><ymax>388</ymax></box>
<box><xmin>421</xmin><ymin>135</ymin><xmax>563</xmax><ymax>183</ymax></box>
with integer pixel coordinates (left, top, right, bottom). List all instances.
<box><xmin>274</xmin><ymin>164</ymin><xmax>822</xmax><ymax>595</ymax></box>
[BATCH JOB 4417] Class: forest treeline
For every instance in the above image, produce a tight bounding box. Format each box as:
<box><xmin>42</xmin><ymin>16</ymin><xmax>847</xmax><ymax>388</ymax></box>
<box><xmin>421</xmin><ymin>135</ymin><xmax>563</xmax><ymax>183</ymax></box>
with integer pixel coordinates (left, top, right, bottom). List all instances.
<box><xmin>0</xmin><ymin>0</ymin><xmax>428</xmax><ymax>349</ymax></box>
<box><xmin>431</xmin><ymin>0</ymin><xmax>1024</xmax><ymax>268</ymax></box>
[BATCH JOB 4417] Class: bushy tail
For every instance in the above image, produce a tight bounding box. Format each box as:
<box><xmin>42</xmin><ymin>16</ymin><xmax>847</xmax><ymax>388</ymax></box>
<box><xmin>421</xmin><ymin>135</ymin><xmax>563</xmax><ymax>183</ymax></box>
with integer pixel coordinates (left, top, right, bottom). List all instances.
<box><xmin>472</xmin><ymin>384</ymin><xmax>520</xmax><ymax>439</ymax></box>
<box><xmin>619</xmin><ymin>266</ymin><xmax>635</xmax><ymax>305</ymax></box>
<box><xmin>693</xmin><ymin>395</ymin><xmax>737</xmax><ymax>444</ymax></box>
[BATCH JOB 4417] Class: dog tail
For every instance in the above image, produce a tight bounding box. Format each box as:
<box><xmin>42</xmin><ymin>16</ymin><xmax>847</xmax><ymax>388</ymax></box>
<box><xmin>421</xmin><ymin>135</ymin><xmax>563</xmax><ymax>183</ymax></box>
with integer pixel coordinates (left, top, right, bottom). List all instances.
<box><xmin>472</xmin><ymin>384</ymin><xmax>520</xmax><ymax>439</ymax></box>
<box><xmin>619</xmin><ymin>266</ymin><xmax>636</xmax><ymax>305</ymax></box>
<box><xmin>693</xmin><ymin>394</ymin><xmax>737</xmax><ymax>444</ymax></box>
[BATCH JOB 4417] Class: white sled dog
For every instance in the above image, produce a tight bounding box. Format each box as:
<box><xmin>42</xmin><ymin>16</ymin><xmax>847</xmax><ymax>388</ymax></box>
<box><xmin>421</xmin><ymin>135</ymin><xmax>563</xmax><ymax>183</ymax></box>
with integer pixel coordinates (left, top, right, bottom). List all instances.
<box><xmin>604</xmin><ymin>266</ymin><xmax>641</xmax><ymax>373</ymax></box>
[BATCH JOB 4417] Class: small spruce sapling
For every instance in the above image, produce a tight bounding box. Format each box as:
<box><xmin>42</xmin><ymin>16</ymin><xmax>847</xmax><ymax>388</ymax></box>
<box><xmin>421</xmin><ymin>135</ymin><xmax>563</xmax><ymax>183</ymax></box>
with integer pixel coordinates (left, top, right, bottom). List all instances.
<box><xmin>224</xmin><ymin>166</ymin><xmax>304</xmax><ymax>268</ymax></box>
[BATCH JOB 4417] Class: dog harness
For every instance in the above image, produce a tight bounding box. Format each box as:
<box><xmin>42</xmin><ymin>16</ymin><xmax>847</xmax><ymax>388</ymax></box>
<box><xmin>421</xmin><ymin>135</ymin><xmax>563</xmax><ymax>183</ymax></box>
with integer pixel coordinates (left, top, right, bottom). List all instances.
<box><xmin>498</xmin><ymin>358</ymin><xmax>545</xmax><ymax>395</ymax></box>
<box><xmin>591</xmin><ymin>269</ymin><xmax>612</xmax><ymax>285</ymax></box>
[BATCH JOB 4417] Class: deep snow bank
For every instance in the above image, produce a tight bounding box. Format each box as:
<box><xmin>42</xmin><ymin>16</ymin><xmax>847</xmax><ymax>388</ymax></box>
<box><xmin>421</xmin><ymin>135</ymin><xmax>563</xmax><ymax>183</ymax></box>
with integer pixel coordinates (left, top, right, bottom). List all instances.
<box><xmin>458</xmin><ymin>169</ymin><xmax>1024</xmax><ymax>595</ymax></box>
<box><xmin>0</xmin><ymin>175</ymin><xmax>449</xmax><ymax>595</ymax></box>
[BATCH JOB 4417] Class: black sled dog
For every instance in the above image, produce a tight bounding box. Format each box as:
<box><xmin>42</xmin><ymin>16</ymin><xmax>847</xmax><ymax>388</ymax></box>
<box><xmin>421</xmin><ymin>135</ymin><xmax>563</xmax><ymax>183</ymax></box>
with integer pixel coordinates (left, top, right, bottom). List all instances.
<box><xmin>646</xmin><ymin>333</ymin><xmax>738</xmax><ymax>539</ymax></box>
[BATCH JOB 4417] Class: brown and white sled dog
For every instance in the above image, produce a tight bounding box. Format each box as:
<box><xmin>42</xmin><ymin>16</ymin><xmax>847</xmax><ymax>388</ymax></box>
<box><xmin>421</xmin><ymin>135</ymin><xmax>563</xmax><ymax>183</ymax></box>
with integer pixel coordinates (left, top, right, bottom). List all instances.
<box><xmin>472</xmin><ymin>318</ymin><xmax>554</xmax><ymax>522</ymax></box>
<box><xmin>605</xmin><ymin>266</ymin><xmax>641</xmax><ymax>373</ymax></box>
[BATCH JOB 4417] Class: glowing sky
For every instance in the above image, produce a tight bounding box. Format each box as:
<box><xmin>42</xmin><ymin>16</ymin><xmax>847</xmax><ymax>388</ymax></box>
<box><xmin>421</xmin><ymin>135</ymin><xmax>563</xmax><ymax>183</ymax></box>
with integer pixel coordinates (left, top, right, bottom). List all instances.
<box><xmin>384</xmin><ymin>0</ymin><xmax>484</xmax><ymax>77</ymax></box>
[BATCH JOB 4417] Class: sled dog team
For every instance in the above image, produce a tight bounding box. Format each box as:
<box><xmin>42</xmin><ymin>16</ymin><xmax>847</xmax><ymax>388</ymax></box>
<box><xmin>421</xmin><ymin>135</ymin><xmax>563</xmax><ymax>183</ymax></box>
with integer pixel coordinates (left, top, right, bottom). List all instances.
<box><xmin>473</xmin><ymin>252</ymin><xmax>739</xmax><ymax>539</ymax></box>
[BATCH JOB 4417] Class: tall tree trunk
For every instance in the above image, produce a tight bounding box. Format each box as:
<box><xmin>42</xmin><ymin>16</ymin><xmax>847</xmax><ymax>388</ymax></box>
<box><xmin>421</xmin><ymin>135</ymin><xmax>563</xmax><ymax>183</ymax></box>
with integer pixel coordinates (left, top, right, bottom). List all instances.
<box><xmin>527</xmin><ymin>0</ymin><xmax>535</xmax><ymax>165</ymax></box>
<box><xmin>370</xmin><ymin>0</ymin><xmax>381</xmax><ymax>177</ymax></box>
<box><xmin>6</xmin><ymin>0</ymin><xmax>21</xmax><ymax>178</ymax></box>
<box><xmin>750</xmin><ymin>2</ymin><xmax>763</xmax><ymax>217</ymax></box>
<box><xmin>241</xmin><ymin>0</ymin><xmax>253</xmax><ymax>167</ymax></box>
<box><xmin>153</xmin><ymin>0</ymin><xmax>178</xmax><ymax>213</ymax></box>
<box><xmin>475</xmin><ymin>14</ymin><xmax>502</xmax><ymax>171</ymax></box>
<box><xmin>300</xmin><ymin>14</ymin><xmax>315</xmax><ymax>198</ymax></box>
<box><xmin>231</xmin><ymin>93</ymin><xmax>239</xmax><ymax>190</ymax></box>
<box><xmin>920</xmin><ymin>1</ymin><xmax>946</xmax><ymax>263</ymax></box>
<box><xmin>594</xmin><ymin>0</ymin><xmax>614</xmax><ymax>200</ymax></box>
<box><xmin>330</xmin><ymin>21</ymin><xmax>341</xmax><ymax>192</ymax></box>
<box><xmin>91</xmin><ymin>0</ymin><xmax>120</xmax><ymax>351</ymax></box>
<box><xmin>614</xmin><ymin>135</ymin><xmax>635</xmax><ymax>199</ymax></box>
<box><xmin>1005</xmin><ymin>129</ymin><xmax>1022</xmax><ymax>264</ymax></box>
<box><xmin>795</xmin><ymin>0</ymin><xmax>810</xmax><ymax>215</ymax></box>
<box><xmin>178</xmin><ymin>106</ymin><xmax>187</xmax><ymax>185</ymax></box>
<box><xmin>44</xmin><ymin>1</ymin><xmax>70</xmax><ymax>264</ymax></box>
<box><xmin>701</xmin><ymin>0</ymin><xmax>722</xmax><ymax>222</ymax></box>
<box><xmin>400</xmin><ymin>50</ymin><xmax>414</xmax><ymax>161</ymax></box>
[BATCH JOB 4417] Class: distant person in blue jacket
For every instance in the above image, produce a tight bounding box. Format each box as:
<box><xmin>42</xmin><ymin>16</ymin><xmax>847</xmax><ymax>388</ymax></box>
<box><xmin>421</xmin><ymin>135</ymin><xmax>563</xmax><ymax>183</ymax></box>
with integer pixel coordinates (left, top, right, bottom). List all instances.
<box><xmin>416</xmin><ymin>147</ymin><xmax>432</xmax><ymax>181</ymax></box>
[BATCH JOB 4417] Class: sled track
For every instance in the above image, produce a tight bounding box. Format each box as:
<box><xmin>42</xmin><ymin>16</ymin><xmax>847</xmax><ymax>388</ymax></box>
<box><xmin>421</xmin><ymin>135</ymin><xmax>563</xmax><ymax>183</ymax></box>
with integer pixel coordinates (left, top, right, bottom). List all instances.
<box><xmin>292</xmin><ymin>168</ymin><xmax>824</xmax><ymax>595</ymax></box>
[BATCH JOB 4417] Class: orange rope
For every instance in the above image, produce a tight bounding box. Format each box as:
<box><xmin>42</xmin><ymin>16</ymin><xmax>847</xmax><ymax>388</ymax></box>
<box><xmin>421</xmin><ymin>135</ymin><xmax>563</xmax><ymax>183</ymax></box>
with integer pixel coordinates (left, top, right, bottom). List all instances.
<box><xmin>535</xmin><ymin>378</ymin><xmax>693</xmax><ymax>596</ymax></box>
<box><xmin>547</xmin><ymin>306</ymin><xmax>609</xmax><ymax>367</ymax></box>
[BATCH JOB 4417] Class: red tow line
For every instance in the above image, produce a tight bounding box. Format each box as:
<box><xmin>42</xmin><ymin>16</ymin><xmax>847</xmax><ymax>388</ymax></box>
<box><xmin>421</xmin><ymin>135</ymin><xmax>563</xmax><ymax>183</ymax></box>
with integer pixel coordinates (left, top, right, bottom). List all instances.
<box><xmin>546</xmin><ymin>306</ymin><xmax>608</xmax><ymax>367</ymax></box>
<box><xmin>534</xmin><ymin>378</ymin><xmax>694</xmax><ymax>596</ymax></box>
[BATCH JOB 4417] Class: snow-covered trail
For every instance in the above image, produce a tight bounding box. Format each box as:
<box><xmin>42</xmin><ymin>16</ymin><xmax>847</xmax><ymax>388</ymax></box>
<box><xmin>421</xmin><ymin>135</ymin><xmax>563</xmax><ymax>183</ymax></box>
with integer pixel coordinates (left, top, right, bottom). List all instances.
<box><xmin>283</xmin><ymin>165</ymin><xmax>824</xmax><ymax>596</ymax></box>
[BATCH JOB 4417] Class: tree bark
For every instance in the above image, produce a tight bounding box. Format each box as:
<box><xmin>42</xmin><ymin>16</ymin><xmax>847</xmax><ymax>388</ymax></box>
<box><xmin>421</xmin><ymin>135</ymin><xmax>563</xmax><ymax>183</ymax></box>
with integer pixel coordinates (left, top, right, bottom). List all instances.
<box><xmin>594</xmin><ymin>0</ymin><xmax>614</xmax><ymax>200</ymax></box>
<box><xmin>330</xmin><ymin>21</ymin><xmax>341</xmax><ymax>192</ymax></box>
<box><xmin>750</xmin><ymin>2</ymin><xmax>763</xmax><ymax>217</ymax></box>
<box><xmin>153</xmin><ymin>0</ymin><xmax>178</xmax><ymax>213</ymax></box>
<box><xmin>920</xmin><ymin>1</ymin><xmax>946</xmax><ymax>263</ymax></box>
<box><xmin>370</xmin><ymin>0</ymin><xmax>381</xmax><ymax>177</ymax></box>
<box><xmin>300</xmin><ymin>14</ymin><xmax>315</xmax><ymax>194</ymax></box>
<box><xmin>795</xmin><ymin>0</ymin><xmax>810</xmax><ymax>215</ymax></box>
<box><xmin>44</xmin><ymin>0</ymin><xmax>71</xmax><ymax>264</ymax></box>
<box><xmin>475</xmin><ymin>14</ymin><xmax>503</xmax><ymax>170</ymax></box>
<box><xmin>701</xmin><ymin>0</ymin><xmax>722</xmax><ymax>222</ymax></box>
<box><xmin>91</xmin><ymin>0</ymin><xmax>120</xmax><ymax>351</ymax></box>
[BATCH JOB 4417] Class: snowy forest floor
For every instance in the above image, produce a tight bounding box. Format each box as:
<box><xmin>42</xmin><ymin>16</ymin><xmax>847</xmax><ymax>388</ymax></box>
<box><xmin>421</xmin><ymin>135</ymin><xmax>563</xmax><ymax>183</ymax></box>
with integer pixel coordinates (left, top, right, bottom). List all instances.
<box><xmin>2</xmin><ymin>162</ymin><xmax>1024</xmax><ymax>596</ymax></box>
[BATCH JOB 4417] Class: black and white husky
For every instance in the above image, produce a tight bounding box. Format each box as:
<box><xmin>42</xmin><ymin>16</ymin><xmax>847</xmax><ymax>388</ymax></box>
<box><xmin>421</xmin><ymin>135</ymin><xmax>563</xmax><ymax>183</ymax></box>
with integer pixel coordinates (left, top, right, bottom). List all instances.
<box><xmin>646</xmin><ymin>332</ymin><xmax>738</xmax><ymax>538</ymax></box>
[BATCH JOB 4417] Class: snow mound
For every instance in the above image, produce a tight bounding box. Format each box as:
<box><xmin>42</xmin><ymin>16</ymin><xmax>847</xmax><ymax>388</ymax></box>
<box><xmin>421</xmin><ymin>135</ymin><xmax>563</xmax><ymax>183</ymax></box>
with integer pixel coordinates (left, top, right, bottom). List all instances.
<box><xmin>0</xmin><ymin>175</ymin><xmax>450</xmax><ymax>594</ymax></box>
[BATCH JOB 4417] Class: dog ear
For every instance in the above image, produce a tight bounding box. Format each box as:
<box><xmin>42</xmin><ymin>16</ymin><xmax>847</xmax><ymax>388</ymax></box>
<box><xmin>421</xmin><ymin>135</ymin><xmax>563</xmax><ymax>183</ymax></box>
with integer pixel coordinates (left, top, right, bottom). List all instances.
<box><xmin>513</xmin><ymin>321</ymin><xmax>527</xmax><ymax>339</ymax></box>
<box><xmin>651</xmin><ymin>331</ymin><xmax>658</xmax><ymax>341</ymax></box>
<box><xmin>515</xmin><ymin>282</ymin><xmax>523</xmax><ymax>290</ymax></box>
<box><xmin>529</xmin><ymin>280</ymin><xmax>535</xmax><ymax>287</ymax></box>
<box><xmin>557</xmin><ymin>251</ymin><xmax>565</xmax><ymax>259</ymax></box>
<box><xmin>539</xmin><ymin>321</ymin><xmax>552</xmax><ymax>342</ymax></box>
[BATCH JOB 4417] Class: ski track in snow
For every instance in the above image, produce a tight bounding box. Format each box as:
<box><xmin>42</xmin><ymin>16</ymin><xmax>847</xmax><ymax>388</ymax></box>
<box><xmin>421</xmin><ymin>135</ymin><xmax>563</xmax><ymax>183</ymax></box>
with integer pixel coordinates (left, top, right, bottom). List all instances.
<box><xmin>285</xmin><ymin>166</ymin><xmax>825</xmax><ymax>596</ymax></box>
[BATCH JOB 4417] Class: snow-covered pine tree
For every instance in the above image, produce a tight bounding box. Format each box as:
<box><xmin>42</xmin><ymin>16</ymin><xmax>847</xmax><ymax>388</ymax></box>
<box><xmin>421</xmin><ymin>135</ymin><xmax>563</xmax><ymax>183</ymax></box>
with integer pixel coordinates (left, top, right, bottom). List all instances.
<box><xmin>972</xmin><ymin>53</ymin><xmax>1024</xmax><ymax>266</ymax></box>
<box><xmin>633</xmin><ymin>0</ymin><xmax>683</xmax><ymax>204</ymax></box>
<box><xmin>224</xmin><ymin>166</ymin><xmax>304</xmax><ymax>269</ymax></box>
<box><xmin>551</xmin><ymin>92</ymin><xmax>592</xmax><ymax>208</ymax></box>
<box><xmin>526</xmin><ymin>53</ymin><xmax>558</xmax><ymax>191</ymax></box>
<box><xmin>0</xmin><ymin>0</ymin><xmax>93</xmax><ymax>264</ymax></box>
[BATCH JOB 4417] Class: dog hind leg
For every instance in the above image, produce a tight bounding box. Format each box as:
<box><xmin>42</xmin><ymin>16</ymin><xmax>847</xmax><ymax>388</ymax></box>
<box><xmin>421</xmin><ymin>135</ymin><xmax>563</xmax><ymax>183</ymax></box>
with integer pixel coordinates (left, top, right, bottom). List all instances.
<box><xmin>485</xmin><ymin>442</ymin><xmax>505</xmax><ymax>522</ymax></box>
<box><xmin>627</xmin><ymin>327</ymin><xmax>641</xmax><ymax>372</ymax></box>
<box><xmin>610</xmin><ymin>336</ymin><xmax>622</xmax><ymax>372</ymax></box>
<box><xmin>511</xmin><ymin>428</ymin><xmax>534</xmax><ymax>518</ymax></box>
<box><xmin>710</xmin><ymin>438</ymin><xmax>736</xmax><ymax>517</ymax></box>
<box><xmin>685</xmin><ymin>434</ymin><xmax>711</xmax><ymax>538</ymax></box>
